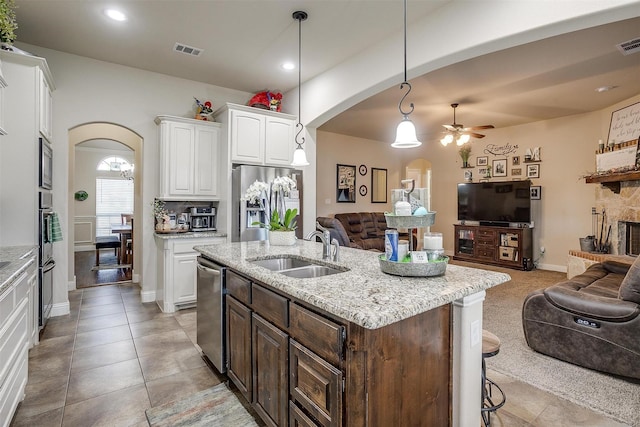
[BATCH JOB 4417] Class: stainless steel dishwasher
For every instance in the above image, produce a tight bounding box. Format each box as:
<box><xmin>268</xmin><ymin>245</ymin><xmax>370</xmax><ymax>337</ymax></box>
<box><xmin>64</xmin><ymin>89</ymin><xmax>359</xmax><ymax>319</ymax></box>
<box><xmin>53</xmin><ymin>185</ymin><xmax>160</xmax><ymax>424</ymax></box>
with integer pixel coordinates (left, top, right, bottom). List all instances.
<box><xmin>196</xmin><ymin>256</ymin><xmax>226</xmax><ymax>373</ymax></box>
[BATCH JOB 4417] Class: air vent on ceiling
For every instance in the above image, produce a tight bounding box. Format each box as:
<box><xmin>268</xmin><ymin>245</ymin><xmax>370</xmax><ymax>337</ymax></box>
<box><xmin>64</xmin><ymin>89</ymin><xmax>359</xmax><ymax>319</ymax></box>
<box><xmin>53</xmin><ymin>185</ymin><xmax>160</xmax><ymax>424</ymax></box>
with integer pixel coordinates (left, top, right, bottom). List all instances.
<box><xmin>173</xmin><ymin>42</ymin><xmax>203</xmax><ymax>57</ymax></box>
<box><xmin>616</xmin><ymin>37</ymin><xmax>640</xmax><ymax>56</ymax></box>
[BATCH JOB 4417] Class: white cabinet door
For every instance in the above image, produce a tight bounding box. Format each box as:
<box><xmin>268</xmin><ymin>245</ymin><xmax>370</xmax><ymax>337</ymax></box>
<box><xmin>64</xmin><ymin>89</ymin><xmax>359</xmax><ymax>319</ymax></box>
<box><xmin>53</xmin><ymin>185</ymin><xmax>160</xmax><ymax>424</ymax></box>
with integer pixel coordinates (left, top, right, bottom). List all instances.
<box><xmin>194</xmin><ymin>125</ymin><xmax>220</xmax><ymax>196</ymax></box>
<box><xmin>38</xmin><ymin>69</ymin><xmax>52</xmax><ymax>141</ymax></box>
<box><xmin>265</xmin><ymin>116</ymin><xmax>295</xmax><ymax>166</ymax></box>
<box><xmin>168</xmin><ymin>122</ymin><xmax>195</xmax><ymax>196</ymax></box>
<box><xmin>173</xmin><ymin>253</ymin><xmax>198</xmax><ymax>305</ymax></box>
<box><xmin>28</xmin><ymin>268</ymin><xmax>38</xmax><ymax>347</ymax></box>
<box><xmin>230</xmin><ymin>108</ymin><xmax>265</xmax><ymax>164</ymax></box>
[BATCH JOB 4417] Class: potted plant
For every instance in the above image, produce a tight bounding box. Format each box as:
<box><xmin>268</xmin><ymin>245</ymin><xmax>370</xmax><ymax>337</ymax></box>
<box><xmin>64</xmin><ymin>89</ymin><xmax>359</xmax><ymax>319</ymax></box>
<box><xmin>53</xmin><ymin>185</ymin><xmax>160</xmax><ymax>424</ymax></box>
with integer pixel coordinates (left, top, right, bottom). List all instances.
<box><xmin>152</xmin><ymin>199</ymin><xmax>170</xmax><ymax>231</ymax></box>
<box><xmin>254</xmin><ymin>208</ymin><xmax>298</xmax><ymax>246</ymax></box>
<box><xmin>458</xmin><ymin>145</ymin><xmax>472</xmax><ymax>168</ymax></box>
<box><xmin>0</xmin><ymin>0</ymin><xmax>17</xmax><ymax>49</ymax></box>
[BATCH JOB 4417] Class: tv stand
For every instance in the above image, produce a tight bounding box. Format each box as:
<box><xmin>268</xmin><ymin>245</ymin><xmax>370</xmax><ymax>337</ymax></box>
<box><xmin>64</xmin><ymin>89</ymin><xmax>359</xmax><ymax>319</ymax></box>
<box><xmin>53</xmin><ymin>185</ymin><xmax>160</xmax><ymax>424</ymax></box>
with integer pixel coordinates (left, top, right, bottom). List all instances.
<box><xmin>453</xmin><ymin>224</ymin><xmax>533</xmax><ymax>271</ymax></box>
<box><xmin>478</xmin><ymin>221</ymin><xmax>510</xmax><ymax>227</ymax></box>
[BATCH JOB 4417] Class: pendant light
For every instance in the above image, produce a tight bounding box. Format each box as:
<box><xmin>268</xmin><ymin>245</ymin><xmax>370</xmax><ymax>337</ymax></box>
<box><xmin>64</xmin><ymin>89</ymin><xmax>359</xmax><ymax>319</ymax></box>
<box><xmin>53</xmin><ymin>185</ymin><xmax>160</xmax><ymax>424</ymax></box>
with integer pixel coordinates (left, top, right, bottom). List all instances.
<box><xmin>291</xmin><ymin>11</ymin><xmax>310</xmax><ymax>167</ymax></box>
<box><xmin>391</xmin><ymin>0</ymin><xmax>421</xmax><ymax>149</ymax></box>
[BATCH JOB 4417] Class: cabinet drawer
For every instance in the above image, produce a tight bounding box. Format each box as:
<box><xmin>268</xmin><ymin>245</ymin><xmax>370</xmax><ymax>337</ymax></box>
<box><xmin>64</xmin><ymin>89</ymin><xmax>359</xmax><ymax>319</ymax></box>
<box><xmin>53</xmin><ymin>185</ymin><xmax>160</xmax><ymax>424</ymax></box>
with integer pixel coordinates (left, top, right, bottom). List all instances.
<box><xmin>0</xmin><ymin>298</ymin><xmax>28</xmax><ymax>389</ymax></box>
<box><xmin>290</xmin><ymin>303</ymin><xmax>344</xmax><ymax>367</ymax></box>
<box><xmin>226</xmin><ymin>270</ymin><xmax>251</xmax><ymax>305</ymax></box>
<box><xmin>476</xmin><ymin>247</ymin><xmax>495</xmax><ymax>260</ymax></box>
<box><xmin>0</xmin><ymin>287</ymin><xmax>14</xmax><ymax>326</ymax></box>
<box><xmin>252</xmin><ymin>284</ymin><xmax>288</xmax><ymax>330</ymax></box>
<box><xmin>290</xmin><ymin>339</ymin><xmax>342</xmax><ymax>427</ymax></box>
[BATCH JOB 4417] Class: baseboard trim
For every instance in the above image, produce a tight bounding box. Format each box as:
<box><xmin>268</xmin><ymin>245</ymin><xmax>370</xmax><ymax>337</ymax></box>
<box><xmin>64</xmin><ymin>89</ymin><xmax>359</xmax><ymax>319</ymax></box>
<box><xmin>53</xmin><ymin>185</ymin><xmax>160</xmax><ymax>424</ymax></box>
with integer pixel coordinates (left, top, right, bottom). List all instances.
<box><xmin>50</xmin><ymin>301</ymin><xmax>70</xmax><ymax>317</ymax></box>
<box><xmin>68</xmin><ymin>277</ymin><xmax>76</xmax><ymax>291</ymax></box>
<box><xmin>536</xmin><ymin>263</ymin><xmax>567</xmax><ymax>273</ymax></box>
<box><xmin>141</xmin><ymin>289</ymin><xmax>156</xmax><ymax>303</ymax></box>
<box><xmin>75</xmin><ymin>245</ymin><xmax>95</xmax><ymax>252</ymax></box>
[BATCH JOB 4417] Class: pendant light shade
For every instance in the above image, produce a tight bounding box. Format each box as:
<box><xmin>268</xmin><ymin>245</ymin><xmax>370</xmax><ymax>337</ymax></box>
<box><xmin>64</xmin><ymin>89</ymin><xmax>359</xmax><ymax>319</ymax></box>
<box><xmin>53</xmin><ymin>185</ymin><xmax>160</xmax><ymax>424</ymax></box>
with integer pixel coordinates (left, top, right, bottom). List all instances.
<box><xmin>392</xmin><ymin>117</ymin><xmax>421</xmax><ymax>148</ymax></box>
<box><xmin>290</xmin><ymin>11</ymin><xmax>310</xmax><ymax>167</ymax></box>
<box><xmin>392</xmin><ymin>0</ymin><xmax>421</xmax><ymax>149</ymax></box>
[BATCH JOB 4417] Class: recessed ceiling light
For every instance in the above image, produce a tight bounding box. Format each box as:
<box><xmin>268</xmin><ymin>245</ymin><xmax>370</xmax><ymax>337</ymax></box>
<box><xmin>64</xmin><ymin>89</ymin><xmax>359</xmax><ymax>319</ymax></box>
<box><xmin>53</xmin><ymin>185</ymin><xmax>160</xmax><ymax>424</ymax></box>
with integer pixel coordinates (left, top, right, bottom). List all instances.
<box><xmin>105</xmin><ymin>9</ymin><xmax>127</xmax><ymax>21</ymax></box>
<box><xmin>282</xmin><ymin>62</ymin><xmax>295</xmax><ymax>70</ymax></box>
<box><xmin>595</xmin><ymin>85</ymin><xmax>617</xmax><ymax>93</ymax></box>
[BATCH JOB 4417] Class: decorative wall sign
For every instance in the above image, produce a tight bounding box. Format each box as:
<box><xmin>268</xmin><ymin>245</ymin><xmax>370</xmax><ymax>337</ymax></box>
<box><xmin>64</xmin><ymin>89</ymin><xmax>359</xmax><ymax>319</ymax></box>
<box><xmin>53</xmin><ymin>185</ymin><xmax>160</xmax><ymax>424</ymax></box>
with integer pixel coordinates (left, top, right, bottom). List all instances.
<box><xmin>607</xmin><ymin>101</ymin><xmax>640</xmax><ymax>145</ymax></box>
<box><xmin>359</xmin><ymin>185</ymin><xmax>368</xmax><ymax>196</ymax></box>
<box><xmin>359</xmin><ymin>164</ymin><xmax>368</xmax><ymax>176</ymax></box>
<box><xmin>337</xmin><ymin>164</ymin><xmax>356</xmax><ymax>203</ymax></box>
<box><xmin>492</xmin><ymin>159</ymin><xmax>507</xmax><ymax>177</ymax></box>
<box><xmin>484</xmin><ymin>143</ymin><xmax>519</xmax><ymax>156</ymax></box>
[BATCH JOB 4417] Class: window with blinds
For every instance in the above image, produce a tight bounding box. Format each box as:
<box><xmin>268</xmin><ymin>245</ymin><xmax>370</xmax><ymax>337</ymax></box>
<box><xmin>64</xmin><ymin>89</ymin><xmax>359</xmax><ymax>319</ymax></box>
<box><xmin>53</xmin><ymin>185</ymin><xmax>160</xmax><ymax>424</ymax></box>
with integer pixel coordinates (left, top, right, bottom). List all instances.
<box><xmin>95</xmin><ymin>178</ymin><xmax>134</xmax><ymax>237</ymax></box>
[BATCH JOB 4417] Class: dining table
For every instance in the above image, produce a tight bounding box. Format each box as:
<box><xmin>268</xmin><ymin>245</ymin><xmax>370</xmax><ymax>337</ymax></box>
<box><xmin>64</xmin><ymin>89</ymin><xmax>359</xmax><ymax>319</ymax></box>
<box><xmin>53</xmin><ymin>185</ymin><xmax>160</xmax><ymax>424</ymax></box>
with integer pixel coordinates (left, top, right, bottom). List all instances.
<box><xmin>110</xmin><ymin>223</ymin><xmax>132</xmax><ymax>265</ymax></box>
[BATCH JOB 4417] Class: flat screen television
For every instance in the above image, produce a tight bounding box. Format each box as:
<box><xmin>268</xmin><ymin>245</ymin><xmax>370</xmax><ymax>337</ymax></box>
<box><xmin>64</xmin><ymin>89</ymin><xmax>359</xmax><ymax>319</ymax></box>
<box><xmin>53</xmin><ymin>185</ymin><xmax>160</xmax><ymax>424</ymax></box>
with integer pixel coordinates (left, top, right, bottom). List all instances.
<box><xmin>457</xmin><ymin>180</ymin><xmax>532</xmax><ymax>225</ymax></box>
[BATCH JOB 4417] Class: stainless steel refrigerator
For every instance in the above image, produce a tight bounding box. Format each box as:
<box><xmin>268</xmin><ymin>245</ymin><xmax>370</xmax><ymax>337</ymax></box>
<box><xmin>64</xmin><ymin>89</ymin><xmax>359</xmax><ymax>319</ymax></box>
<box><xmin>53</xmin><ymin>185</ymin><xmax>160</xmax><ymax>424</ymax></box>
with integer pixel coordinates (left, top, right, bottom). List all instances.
<box><xmin>231</xmin><ymin>164</ymin><xmax>303</xmax><ymax>242</ymax></box>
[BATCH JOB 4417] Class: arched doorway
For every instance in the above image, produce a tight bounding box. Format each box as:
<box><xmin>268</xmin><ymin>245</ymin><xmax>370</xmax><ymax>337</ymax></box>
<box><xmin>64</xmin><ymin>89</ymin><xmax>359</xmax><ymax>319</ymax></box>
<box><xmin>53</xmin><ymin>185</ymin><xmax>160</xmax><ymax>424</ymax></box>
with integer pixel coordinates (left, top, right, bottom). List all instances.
<box><xmin>68</xmin><ymin>123</ymin><xmax>143</xmax><ymax>289</ymax></box>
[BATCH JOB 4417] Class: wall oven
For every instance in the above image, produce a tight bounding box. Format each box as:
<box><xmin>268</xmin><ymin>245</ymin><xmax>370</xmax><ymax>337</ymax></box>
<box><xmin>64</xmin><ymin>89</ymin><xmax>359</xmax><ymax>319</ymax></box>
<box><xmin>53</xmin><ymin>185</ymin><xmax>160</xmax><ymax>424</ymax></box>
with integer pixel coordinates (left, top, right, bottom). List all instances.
<box><xmin>38</xmin><ymin>191</ymin><xmax>54</xmax><ymax>329</ymax></box>
<box><xmin>39</xmin><ymin>137</ymin><xmax>53</xmax><ymax>190</ymax></box>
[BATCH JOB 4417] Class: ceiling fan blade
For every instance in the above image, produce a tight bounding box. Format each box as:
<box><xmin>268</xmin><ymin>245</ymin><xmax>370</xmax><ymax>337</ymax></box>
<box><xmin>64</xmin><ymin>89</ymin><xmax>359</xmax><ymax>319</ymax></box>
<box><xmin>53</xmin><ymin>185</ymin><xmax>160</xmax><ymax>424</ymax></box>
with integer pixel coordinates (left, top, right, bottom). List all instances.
<box><xmin>442</xmin><ymin>124</ymin><xmax>457</xmax><ymax>131</ymax></box>
<box><xmin>469</xmin><ymin>132</ymin><xmax>486</xmax><ymax>139</ymax></box>
<box><xmin>469</xmin><ymin>125</ymin><xmax>495</xmax><ymax>130</ymax></box>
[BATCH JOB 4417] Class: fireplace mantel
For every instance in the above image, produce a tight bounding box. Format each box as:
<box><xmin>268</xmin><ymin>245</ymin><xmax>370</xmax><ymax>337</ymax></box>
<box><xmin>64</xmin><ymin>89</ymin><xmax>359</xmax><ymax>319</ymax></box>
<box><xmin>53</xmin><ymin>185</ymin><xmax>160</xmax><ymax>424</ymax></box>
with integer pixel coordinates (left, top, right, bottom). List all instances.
<box><xmin>585</xmin><ymin>170</ymin><xmax>640</xmax><ymax>193</ymax></box>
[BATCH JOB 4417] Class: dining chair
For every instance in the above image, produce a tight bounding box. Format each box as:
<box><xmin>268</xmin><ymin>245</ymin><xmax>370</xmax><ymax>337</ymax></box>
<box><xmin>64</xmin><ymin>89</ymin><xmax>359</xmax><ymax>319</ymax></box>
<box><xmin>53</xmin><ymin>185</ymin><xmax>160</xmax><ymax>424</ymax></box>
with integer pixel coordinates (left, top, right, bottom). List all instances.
<box><xmin>124</xmin><ymin>218</ymin><xmax>134</xmax><ymax>268</ymax></box>
<box><xmin>121</xmin><ymin>213</ymin><xmax>133</xmax><ymax>225</ymax></box>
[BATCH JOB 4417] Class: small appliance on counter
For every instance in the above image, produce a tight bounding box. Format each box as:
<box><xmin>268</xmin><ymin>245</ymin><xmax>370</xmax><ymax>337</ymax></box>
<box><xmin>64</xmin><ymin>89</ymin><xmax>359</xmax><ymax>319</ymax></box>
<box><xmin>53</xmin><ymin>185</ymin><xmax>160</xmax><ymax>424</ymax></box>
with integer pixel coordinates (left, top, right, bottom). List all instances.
<box><xmin>190</xmin><ymin>207</ymin><xmax>217</xmax><ymax>232</ymax></box>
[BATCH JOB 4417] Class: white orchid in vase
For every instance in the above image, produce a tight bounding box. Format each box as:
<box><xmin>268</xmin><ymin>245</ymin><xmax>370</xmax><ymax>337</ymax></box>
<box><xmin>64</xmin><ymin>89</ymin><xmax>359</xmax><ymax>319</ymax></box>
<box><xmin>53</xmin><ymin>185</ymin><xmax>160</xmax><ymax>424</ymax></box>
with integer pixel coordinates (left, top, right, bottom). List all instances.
<box><xmin>243</xmin><ymin>176</ymin><xmax>298</xmax><ymax>231</ymax></box>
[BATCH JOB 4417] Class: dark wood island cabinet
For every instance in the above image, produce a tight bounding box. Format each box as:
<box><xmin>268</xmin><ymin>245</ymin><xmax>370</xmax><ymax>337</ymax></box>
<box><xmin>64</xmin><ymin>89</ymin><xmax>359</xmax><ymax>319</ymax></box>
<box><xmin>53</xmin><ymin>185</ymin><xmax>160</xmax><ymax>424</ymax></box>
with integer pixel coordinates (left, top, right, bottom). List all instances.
<box><xmin>224</xmin><ymin>268</ymin><xmax>450</xmax><ymax>427</ymax></box>
<box><xmin>196</xmin><ymin>240</ymin><xmax>510</xmax><ymax>427</ymax></box>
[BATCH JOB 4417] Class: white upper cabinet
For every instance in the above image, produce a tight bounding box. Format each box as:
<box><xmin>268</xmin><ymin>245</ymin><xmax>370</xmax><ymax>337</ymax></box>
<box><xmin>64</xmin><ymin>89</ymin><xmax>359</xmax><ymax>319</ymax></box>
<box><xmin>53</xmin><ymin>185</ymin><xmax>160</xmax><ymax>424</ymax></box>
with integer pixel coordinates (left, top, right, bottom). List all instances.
<box><xmin>156</xmin><ymin>115</ymin><xmax>221</xmax><ymax>200</ymax></box>
<box><xmin>38</xmin><ymin>68</ymin><xmax>53</xmax><ymax>141</ymax></box>
<box><xmin>215</xmin><ymin>103</ymin><xmax>295</xmax><ymax>166</ymax></box>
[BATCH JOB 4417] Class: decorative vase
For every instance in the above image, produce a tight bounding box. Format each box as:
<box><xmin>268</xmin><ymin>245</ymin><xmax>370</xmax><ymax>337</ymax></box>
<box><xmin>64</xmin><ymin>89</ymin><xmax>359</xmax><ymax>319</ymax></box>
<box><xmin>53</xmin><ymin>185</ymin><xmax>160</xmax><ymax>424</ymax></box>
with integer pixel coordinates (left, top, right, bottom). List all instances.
<box><xmin>269</xmin><ymin>230</ymin><xmax>296</xmax><ymax>246</ymax></box>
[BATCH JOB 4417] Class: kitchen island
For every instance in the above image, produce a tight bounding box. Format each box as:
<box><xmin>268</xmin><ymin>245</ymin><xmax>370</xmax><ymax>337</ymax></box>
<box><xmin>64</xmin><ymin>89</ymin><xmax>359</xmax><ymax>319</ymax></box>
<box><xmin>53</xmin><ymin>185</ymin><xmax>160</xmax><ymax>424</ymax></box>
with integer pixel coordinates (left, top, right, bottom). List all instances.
<box><xmin>195</xmin><ymin>240</ymin><xmax>511</xmax><ymax>427</ymax></box>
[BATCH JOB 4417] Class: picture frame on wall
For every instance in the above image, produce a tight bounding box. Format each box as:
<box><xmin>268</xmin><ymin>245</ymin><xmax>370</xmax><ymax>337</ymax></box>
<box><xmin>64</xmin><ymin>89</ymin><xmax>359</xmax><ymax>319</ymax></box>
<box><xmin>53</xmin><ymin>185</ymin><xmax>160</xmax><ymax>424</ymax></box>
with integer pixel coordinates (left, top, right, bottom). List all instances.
<box><xmin>512</xmin><ymin>156</ymin><xmax>520</xmax><ymax>166</ymax></box>
<box><xmin>492</xmin><ymin>159</ymin><xmax>507</xmax><ymax>177</ymax></box>
<box><xmin>530</xmin><ymin>185</ymin><xmax>541</xmax><ymax>200</ymax></box>
<box><xmin>337</xmin><ymin>164</ymin><xmax>356</xmax><ymax>203</ymax></box>
<box><xmin>512</xmin><ymin>168</ymin><xmax>522</xmax><ymax>176</ymax></box>
<box><xmin>527</xmin><ymin>164</ymin><xmax>540</xmax><ymax>179</ymax></box>
<box><xmin>477</xmin><ymin>156</ymin><xmax>488</xmax><ymax>166</ymax></box>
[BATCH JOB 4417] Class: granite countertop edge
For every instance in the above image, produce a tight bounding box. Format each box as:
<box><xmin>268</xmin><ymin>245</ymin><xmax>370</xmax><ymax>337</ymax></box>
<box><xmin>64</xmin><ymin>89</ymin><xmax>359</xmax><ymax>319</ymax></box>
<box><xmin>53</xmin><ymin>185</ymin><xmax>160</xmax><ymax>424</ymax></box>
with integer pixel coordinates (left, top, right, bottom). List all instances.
<box><xmin>0</xmin><ymin>246</ymin><xmax>38</xmax><ymax>298</ymax></box>
<box><xmin>154</xmin><ymin>231</ymin><xmax>227</xmax><ymax>240</ymax></box>
<box><xmin>195</xmin><ymin>240</ymin><xmax>511</xmax><ymax>329</ymax></box>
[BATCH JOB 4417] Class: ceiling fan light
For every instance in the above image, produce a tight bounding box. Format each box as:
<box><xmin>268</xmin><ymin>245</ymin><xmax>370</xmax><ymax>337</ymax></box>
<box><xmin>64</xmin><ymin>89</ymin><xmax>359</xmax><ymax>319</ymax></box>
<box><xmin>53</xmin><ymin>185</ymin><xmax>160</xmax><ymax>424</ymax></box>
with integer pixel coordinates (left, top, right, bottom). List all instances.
<box><xmin>291</xmin><ymin>146</ymin><xmax>310</xmax><ymax>166</ymax></box>
<box><xmin>456</xmin><ymin>134</ymin><xmax>470</xmax><ymax>145</ymax></box>
<box><xmin>392</xmin><ymin>118</ymin><xmax>422</xmax><ymax>148</ymax></box>
<box><xmin>441</xmin><ymin>134</ymin><xmax>454</xmax><ymax>146</ymax></box>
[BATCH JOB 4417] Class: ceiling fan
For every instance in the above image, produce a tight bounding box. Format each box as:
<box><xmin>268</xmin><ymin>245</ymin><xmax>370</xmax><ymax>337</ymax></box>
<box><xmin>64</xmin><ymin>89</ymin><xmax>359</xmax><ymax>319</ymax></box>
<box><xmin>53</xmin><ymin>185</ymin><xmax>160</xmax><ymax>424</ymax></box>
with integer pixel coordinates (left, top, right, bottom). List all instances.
<box><xmin>441</xmin><ymin>103</ymin><xmax>494</xmax><ymax>146</ymax></box>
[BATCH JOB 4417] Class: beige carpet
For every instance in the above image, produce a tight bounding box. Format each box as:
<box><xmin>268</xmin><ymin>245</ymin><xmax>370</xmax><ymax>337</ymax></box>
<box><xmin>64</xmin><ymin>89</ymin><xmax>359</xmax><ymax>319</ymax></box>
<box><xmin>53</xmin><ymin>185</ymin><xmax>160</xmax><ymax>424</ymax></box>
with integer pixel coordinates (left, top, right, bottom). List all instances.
<box><xmin>145</xmin><ymin>383</ymin><xmax>260</xmax><ymax>427</ymax></box>
<box><xmin>472</xmin><ymin>262</ymin><xmax>640</xmax><ymax>426</ymax></box>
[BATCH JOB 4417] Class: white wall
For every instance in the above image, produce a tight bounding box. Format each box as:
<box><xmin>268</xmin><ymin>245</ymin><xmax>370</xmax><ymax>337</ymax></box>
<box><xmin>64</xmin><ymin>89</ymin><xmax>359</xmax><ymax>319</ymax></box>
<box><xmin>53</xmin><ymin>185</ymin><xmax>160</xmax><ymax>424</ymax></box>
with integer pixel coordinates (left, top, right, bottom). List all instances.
<box><xmin>17</xmin><ymin>42</ymin><xmax>252</xmax><ymax>306</ymax></box>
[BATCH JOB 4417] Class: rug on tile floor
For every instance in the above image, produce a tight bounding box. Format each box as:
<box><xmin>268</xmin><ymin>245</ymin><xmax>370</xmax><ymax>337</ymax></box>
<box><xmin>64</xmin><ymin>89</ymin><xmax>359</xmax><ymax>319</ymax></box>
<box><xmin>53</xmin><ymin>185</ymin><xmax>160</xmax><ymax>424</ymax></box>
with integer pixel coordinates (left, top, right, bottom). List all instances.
<box><xmin>476</xmin><ymin>263</ymin><xmax>640</xmax><ymax>426</ymax></box>
<box><xmin>145</xmin><ymin>383</ymin><xmax>260</xmax><ymax>427</ymax></box>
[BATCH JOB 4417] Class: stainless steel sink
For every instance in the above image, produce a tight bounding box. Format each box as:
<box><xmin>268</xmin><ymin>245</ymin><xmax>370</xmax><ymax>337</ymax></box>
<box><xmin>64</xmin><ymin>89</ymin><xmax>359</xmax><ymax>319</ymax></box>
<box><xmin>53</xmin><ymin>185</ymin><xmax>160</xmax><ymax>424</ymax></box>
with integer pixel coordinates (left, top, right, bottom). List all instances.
<box><xmin>251</xmin><ymin>257</ymin><xmax>312</xmax><ymax>271</ymax></box>
<box><xmin>279</xmin><ymin>265</ymin><xmax>344</xmax><ymax>278</ymax></box>
<box><xmin>0</xmin><ymin>261</ymin><xmax>11</xmax><ymax>270</ymax></box>
<box><xmin>249</xmin><ymin>257</ymin><xmax>348</xmax><ymax>278</ymax></box>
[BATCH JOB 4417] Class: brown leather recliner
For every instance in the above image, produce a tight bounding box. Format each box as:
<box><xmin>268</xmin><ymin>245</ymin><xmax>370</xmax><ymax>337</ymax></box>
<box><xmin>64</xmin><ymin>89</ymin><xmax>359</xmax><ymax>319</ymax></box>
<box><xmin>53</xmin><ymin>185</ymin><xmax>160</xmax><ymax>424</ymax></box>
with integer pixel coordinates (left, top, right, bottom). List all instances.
<box><xmin>522</xmin><ymin>260</ymin><xmax>640</xmax><ymax>379</ymax></box>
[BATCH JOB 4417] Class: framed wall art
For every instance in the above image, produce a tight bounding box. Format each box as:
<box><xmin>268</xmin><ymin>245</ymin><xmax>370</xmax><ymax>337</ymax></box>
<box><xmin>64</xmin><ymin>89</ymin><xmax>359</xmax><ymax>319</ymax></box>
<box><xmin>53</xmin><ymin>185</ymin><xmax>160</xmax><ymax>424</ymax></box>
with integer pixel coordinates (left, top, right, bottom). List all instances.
<box><xmin>337</xmin><ymin>164</ymin><xmax>356</xmax><ymax>202</ymax></box>
<box><xmin>492</xmin><ymin>159</ymin><xmax>507</xmax><ymax>177</ymax></box>
<box><xmin>527</xmin><ymin>164</ymin><xmax>540</xmax><ymax>179</ymax></box>
<box><xmin>530</xmin><ymin>185</ymin><xmax>541</xmax><ymax>200</ymax></box>
<box><xmin>512</xmin><ymin>156</ymin><xmax>520</xmax><ymax>166</ymax></box>
<box><xmin>371</xmin><ymin>167</ymin><xmax>387</xmax><ymax>203</ymax></box>
<box><xmin>477</xmin><ymin>156</ymin><xmax>488</xmax><ymax>166</ymax></box>
<box><xmin>512</xmin><ymin>168</ymin><xmax>522</xmax><ymax>176</ymax></box>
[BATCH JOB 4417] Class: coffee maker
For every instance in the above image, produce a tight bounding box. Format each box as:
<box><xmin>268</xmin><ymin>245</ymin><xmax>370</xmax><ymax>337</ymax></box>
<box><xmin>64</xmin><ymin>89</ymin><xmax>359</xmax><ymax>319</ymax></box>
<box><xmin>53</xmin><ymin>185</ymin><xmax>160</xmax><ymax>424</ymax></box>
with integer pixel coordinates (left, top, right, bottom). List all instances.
<box><xmin>190</xmin><ymin>207</ymin><xmax>217</xmax><ymax>231</ymax></box>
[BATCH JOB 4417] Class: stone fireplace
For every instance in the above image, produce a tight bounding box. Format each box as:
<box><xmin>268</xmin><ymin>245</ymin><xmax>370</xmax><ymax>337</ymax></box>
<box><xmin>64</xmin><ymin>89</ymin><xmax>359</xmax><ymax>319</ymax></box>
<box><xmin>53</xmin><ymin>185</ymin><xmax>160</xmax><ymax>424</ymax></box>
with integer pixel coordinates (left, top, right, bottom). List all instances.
<box><xmin>594</xmin><ymin>179</ymin><xmax>640</xmax><ymax>255</ymax></box>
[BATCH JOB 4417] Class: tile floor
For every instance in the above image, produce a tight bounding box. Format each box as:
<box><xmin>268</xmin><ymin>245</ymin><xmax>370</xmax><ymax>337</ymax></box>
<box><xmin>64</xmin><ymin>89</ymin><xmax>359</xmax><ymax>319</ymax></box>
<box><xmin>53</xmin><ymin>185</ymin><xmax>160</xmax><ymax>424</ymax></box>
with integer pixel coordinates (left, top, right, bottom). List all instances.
<box><xmin>9</xmin><ymin>283</ymin><xmax>629</xmax><ymax>427</ymax></box>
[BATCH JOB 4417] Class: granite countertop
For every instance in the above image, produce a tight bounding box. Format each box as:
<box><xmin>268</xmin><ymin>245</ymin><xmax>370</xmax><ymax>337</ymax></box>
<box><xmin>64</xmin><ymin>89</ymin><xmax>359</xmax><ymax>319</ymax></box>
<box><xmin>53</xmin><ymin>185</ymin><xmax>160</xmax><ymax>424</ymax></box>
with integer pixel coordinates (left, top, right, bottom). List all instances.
<box><xmin>154</xmin><ymin>231</ymin><xmax>227</xmax><ymax>240</ymax></box>
<box><xmin>0</xmin><ymin>246</ymin><xmax>38</xmax><ymax>298</ymax></box>
<box><xmin>195</xmin><ymin>240</ymin><xmax>511</xmax><ymax>329</ymax></box>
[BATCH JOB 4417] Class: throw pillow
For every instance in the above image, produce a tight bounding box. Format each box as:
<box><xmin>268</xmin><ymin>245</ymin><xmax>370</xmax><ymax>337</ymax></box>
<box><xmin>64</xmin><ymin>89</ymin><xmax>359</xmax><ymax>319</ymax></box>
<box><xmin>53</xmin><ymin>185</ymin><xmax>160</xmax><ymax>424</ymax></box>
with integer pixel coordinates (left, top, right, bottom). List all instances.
<box><xmin>619</xmin><ymin>255</ymin><xmax>640</xmax><ymax>304</ymax></box>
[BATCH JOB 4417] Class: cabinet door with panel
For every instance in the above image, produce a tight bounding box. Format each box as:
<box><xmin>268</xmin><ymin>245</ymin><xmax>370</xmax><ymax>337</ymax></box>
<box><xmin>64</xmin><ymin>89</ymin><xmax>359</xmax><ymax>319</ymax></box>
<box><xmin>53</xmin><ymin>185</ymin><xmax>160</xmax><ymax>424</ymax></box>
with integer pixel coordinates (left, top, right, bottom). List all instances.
<box><xmin>264</xmin><ymin>116</ymin><xmax>294</xmax><ymax>166</ymax></box>
<box><xmin>252</xmin><ymin>313</ymin><xmax>289</xmax><ymax>427</ymax></box>
<box><xmin>168</xmin><ymin>121</ymin><xmax>196</xmax><ymax>196</ymax></box>
<box><xmin>230</xmin><ymin>108</ymin><xmax>265</xmax><ymax>164</ymax></box>
<box><xmin>226</xmin><ymin>295</ymin><xmax>253</xmax><ymax>402</ymax></box>
<box><xmin>194</xmin><ymin>125</ymin><xmax>220</xmax><ymax>196</ymax></box>
<box><xmin>38</xmin><ymin>68</ymin><xmax>53</xmax><ymax>141</ymax></box>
